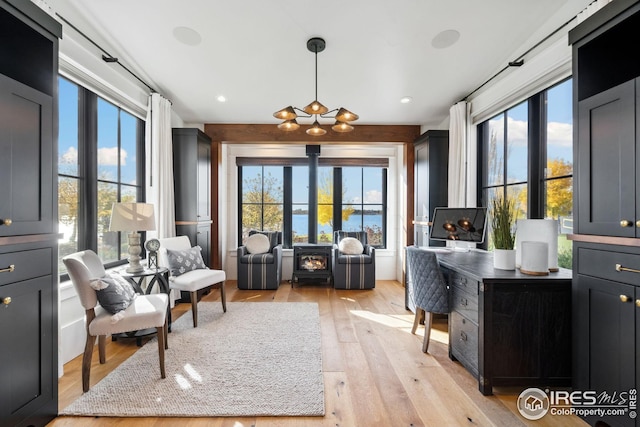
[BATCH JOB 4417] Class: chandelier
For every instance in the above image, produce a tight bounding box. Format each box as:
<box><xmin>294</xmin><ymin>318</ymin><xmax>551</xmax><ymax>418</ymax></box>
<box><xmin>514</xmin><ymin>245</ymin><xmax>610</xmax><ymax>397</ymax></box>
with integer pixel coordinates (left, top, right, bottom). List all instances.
<box><xmin>273</xmin><ymin>37</ymin><xmax>359</xmax><ymax>136</ymax></box>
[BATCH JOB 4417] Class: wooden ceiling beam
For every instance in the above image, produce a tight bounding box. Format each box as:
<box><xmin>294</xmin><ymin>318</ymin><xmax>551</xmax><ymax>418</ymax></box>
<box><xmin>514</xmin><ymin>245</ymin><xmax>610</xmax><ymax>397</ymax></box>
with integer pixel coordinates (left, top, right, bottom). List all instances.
<box><xmin>204</xmin><ymin>123</ymin><xmax>421</xmax><ymax>144</ymax></box>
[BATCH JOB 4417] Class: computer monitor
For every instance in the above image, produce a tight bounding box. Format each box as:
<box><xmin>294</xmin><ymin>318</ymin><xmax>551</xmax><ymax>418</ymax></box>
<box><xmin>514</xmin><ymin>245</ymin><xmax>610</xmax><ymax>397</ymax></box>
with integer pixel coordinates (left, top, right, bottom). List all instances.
<box><xmin>429</xmin><ymin>207</ymin><xmax>487</xmax><ymax>244</ymax></box>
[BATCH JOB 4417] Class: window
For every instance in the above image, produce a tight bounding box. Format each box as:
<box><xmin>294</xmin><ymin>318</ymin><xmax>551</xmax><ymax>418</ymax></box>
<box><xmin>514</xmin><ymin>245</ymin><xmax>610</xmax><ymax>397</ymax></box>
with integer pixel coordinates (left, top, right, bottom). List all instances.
<box><xmin>58</xmin><ymin>76</ymin><xmax>145</xmax><ymax>276</ymax></box>
<box><xmin>238</xmin><ymin>161</ymin><xmax>387</xmax><ymax>248</ymax></box>
<box><xmin>478</xmin><ymin>78</ymin><xmax>573</xmax><ymax>268</ymax></box>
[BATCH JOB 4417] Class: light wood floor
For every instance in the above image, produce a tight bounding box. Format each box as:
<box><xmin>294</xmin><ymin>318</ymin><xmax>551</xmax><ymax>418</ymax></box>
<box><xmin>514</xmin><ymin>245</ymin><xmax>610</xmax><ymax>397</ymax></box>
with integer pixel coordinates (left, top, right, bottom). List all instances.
<box><xmin>49</xmin><ymin>280</ymin><xmax>587</xmax><ymax>427</ymax></box>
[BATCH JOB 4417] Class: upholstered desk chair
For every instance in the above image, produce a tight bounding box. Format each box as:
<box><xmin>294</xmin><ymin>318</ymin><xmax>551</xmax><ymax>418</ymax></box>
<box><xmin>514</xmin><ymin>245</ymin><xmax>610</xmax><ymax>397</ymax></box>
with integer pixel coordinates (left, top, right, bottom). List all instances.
<box><xmin>237</xmin><ymin>230</ymin><xmax>282</xmax><ymax>290</ymax></box>
<box><xmin>63</xmin><ymin>250</ymin><xmax>168</xmax><ymax>392</ymax></box>
<box><xmin>158</xmin><ymin>235</ymin><xmax>226</xmax><ymax>327</ymax></box>
<box><xmin>332</xmin><ymin>231</ymin><xmax>376</xmax><ymax>289</ymax></box>
<box><xmin>405</xmin><ymin>246</ymin><xmax>450</xmax><ymax>353</ymax></box>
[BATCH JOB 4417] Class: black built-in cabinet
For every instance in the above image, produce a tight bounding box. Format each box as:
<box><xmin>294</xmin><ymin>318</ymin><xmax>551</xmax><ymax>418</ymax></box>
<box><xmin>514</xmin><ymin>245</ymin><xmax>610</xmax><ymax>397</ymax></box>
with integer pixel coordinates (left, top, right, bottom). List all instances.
<box><xmin>172</xmin><ymin>128</ymin><xmax>212</xmax><ymax>301</ymax></box>
<box><xmin>413</xmin><ymin>130</ymin><xmax>448</xmax><ymax>247</ymax></box>
<box><xmin>0</xmin><ymin>1</ymin><xmax>61</xmax><ymax>426</ymax></box>
<box><xmin>570</xmin><ymin>1</ymin><xmax>640</xmax><ymax>426</ymax></box>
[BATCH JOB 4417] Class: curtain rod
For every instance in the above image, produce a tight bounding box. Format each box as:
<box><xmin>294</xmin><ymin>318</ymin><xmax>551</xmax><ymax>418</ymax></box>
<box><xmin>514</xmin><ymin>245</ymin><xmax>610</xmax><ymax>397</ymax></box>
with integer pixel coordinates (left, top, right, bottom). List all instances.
<box><xmin>459</xmin><ymin>13</ymin><xmax>579</xmax><ymax>102</ymax></box>
<box><xmin>56</xmin><ymin>13</ymin><xmax>163</xmax><ymax>97</ymax></box>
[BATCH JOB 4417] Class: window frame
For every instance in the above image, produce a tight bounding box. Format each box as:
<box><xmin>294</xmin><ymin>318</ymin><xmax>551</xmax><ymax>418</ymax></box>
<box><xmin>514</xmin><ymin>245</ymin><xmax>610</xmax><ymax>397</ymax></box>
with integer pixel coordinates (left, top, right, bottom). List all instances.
<box><xmin>57</xmin><ymin>76</ymin><xmax>146</xmax><ymax>280</ymax></box>
<box><xmin>237</xmin><ymin>160</ymin><xmax>388</xmax><ymax>249</ymax></box>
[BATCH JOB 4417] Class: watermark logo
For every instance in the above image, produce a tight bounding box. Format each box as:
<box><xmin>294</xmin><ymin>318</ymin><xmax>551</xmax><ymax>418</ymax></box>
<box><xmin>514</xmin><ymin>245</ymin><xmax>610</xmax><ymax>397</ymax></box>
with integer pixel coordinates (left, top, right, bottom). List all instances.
<box><xmin>517</xmin><ymin>387</ymin><xmax>638</xmax><ymax>420</ymax></box>
<box><xmin>517</xmin><ymin>388</ymin><xmax>550</xmax><ymax>420</ymax></box>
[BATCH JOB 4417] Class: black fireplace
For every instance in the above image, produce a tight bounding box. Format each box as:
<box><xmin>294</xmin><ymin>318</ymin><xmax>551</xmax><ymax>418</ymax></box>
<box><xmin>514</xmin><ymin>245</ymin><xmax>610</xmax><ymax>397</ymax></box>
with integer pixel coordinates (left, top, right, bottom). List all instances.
<box><xmin>292</xmin><ymin>244</ymin><xmax>332</xmax><ymax>285</ymax></box>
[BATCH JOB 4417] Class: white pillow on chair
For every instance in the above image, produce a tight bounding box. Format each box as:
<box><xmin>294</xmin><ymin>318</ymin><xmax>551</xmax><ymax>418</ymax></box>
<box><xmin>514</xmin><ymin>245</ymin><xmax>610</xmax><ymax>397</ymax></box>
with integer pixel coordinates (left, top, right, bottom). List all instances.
<box><xmin>339</xmin><ymin>237</ymin><xmax>364</xmax><ymax>255</ymax></box>
<box><xmin>245</xmin><ymin>233</ymin><xmax>270</xmax><ymax>254</ymax></box>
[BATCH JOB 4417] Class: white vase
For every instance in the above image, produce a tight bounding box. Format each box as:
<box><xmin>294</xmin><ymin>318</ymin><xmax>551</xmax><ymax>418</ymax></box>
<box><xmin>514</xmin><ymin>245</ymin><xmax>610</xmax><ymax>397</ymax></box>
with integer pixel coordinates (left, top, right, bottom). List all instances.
<box><xmin>494</xmin><ymin>249</ymin><xmax>516</xmax><ymax>270</ymax></box>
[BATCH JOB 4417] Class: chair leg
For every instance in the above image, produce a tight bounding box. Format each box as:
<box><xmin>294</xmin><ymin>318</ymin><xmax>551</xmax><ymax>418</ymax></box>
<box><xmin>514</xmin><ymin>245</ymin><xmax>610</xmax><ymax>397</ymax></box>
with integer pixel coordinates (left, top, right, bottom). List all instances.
<box><xmin>190</xmin><ymin>291</ymin><xmax>198</xmax><ymax>327</ymax></box>
<box><xmin>156</xmin><ymin>326</ymin><xmax>166</xmax><ymax>379</ymax></box>
<box><xmin>82</xmin><ymin>334</ymin><xmax>96</xmax><ymax>393</ymax></box>
<box><xmin>220</xmin><ymin>281</ymin><xmax>227</xmax><ymax>313</ymax></box>
<box><xmin>411</xmin><ymin>308</ymin><xmax>424</xmax><ymax>335</ymax></box>
<box><xmin>422</xmin><ymin>312</ymin><xmax>433</xmax><ymax>353</ymax></box>
<box><xmin>98</xmin><ymin>335</ymin><xmax>106</xmax><ymax>364</ymax></box>
<box><xmin>164</xmin><ymin>316</ymin><xmax>169</xmax><ymax>350</ymax></box>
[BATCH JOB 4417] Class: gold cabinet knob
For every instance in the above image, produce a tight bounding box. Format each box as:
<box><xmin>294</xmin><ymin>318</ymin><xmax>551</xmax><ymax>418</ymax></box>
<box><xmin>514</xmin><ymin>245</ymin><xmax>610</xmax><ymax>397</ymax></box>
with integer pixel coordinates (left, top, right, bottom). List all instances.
<box><xmin>2</xmin><ymin>297</ymin><xmax>11</xmax><ymax>306</ymax></box>
<box><xmin>620</xmin><ymin>295</ymin><xmax>632</xmax><ymax>303</ymax></box>
<box><xmin>0</xmin><ymin>218</ymin><xmax>11</xmax><ymax>226</ymax></box>
<box><xmin>621</xmin><ymin>220</ymin><xmax>632</xmax><ymax>227</ymax></box>
<box><xmin>636</xmin><ymin>299</ymin><xmax>640</xmax><ymax>308</ymax></box>
<box><xmin>636</xmin><ymin>220</ymin><xmax>640</xmax><ymax>228</ymax></box>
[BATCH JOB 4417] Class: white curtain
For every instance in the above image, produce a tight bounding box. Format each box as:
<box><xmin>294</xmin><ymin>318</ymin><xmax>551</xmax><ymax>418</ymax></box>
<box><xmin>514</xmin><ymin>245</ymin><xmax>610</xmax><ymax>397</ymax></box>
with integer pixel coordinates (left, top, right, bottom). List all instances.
<box><xmin>448</xmin><ymin>101</ymin><xmax>468</xmax><ymax>208</ymax></box>
<box><xmin>145</xmin><ymin>93</ymin><xmax>175</xmax><ymax>239</ymax></box>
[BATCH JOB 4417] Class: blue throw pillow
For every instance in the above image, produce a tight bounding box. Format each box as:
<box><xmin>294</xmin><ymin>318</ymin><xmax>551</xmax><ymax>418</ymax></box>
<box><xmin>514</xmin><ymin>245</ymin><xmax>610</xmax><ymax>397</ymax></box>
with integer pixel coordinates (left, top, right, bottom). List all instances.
<box><xmin>166</xmin><ymin>245</ymin><xmax>207</xmax><ymax>276</ymax></box>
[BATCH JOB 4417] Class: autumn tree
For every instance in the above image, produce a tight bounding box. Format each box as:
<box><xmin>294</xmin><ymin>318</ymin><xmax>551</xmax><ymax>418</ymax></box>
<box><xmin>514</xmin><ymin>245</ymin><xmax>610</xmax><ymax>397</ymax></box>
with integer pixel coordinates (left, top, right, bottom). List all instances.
<box><xmin>242</xmin><ymin>170</ymin><xmax>283</xmax><ymax>237</ymax></box>
<box><xmin>317</xmin><ymin>171</ymin><xmax>354</xmax><ymax>228</ymax></box>
<box><xmin>545</xmin><ymin>158</ymin><xmax>573</xmax><ymax>219</ymax></box>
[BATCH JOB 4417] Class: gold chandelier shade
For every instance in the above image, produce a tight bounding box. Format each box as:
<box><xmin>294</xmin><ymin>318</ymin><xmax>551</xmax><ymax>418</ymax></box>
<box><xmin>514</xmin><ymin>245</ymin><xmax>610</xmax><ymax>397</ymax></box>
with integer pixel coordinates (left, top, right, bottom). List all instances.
<box><xmin>306</xmin><ymin>120</ymin><xmax>327</xmax><ymax>136</ymax></box>
<box><xmin>332</xmin><ymin>121</ymin><xmax>354</xmax><ymax>132</ymax></box>
<box><xmin>273</xmin><ymin>37</ymin><xmax>358</xmax><ymax>135</ymax></box>
<box><xmin>277</xmin><ymin>119</ymin><xmax>300</xmax><ymax>131</ymax></box>
<box><xmin>335</xmin><ymin>107</ymin><xmax>359</xmax><ymax>123</ymax></box>
<box><xmin>273</xmin><ymin>106</ymin><xmax>297</xmax><ymax>121</ymax></box>
<box><xmin>303</xmin><ymin>100</ymin><xmax>329</xmax><ymax>115</ymax></box>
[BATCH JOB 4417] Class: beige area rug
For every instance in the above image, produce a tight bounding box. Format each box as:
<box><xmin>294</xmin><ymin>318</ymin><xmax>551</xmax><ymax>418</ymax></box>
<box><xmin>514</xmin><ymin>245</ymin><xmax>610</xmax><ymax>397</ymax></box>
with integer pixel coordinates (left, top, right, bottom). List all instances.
<box><xmin>61</xmin><ymin>302</ymin><xmax>324</xmax><ymax>417</ymax></box>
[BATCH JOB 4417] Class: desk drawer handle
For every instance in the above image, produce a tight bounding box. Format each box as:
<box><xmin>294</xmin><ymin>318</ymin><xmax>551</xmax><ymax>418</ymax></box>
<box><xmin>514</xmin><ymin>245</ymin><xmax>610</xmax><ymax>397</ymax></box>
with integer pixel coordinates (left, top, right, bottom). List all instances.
<box><xmin>460</xmin><ymin>331</ymin><xmax>468</xmax><ymax>342</ymax></box>
<box><xmin>0</xmin><ymin>265</ymin><xmax>15</xmax><ymax>274</ymax></box>
<box><xmin>460</xmin><ymin>298</ymin><xmax>468</xmax><ymax>307</ymax></box>
<box><xmin>615</xmin><ymin>264</ymin><xmax>640</xmax><ymax>274</ymax></box>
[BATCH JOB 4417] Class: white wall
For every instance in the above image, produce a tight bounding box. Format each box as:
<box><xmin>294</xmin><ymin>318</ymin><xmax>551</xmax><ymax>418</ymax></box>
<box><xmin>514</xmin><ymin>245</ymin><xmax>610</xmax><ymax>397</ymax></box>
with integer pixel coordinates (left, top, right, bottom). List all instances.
<box><xmin>222</xmin><ymin>144</ymin><xmax>404</xmax><ymax>282</ymax></box>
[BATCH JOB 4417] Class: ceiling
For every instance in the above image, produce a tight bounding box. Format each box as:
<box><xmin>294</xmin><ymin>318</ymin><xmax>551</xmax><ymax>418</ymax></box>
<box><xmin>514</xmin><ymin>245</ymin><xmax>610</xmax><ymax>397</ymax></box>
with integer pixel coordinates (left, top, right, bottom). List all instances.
<box><xmin>49</xmin><ymin>0</ymin><xmax>593</xmax><ymax>128</ymax></box>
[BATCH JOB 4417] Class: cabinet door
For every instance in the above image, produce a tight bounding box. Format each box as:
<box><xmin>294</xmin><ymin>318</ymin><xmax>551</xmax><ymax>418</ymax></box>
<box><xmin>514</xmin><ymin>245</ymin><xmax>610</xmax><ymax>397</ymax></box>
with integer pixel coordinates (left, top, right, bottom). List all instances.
<box><xmin>0</xmin><ymin>276</ymin><xmax>56</xmax><ymax>427</ymax></box>
<box><xmin>577</xmin><ymin>79</ymin><xmax>636</xmax><ymax>237</ymax></box>
<box><xmin>574</xmin><ymin>274</ymin><xmax>635</xmax><ymax>427</ymax></box>
<box><xmin>0</xmin><ymin>74</ymin><xmax>54</xmax><ymax>237</ymax></box>
<box><xmin>196</xmin><ymin>223</ymin><xmax>211</xmax><ymax>267</ymax></box>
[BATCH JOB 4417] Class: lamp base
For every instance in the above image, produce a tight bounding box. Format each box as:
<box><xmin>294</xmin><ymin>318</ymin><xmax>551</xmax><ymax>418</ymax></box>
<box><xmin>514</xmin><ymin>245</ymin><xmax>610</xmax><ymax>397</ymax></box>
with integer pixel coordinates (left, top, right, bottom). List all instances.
<box><xmin>126</xmin><ymin>231</ymin><xmax>144</xmax><ymax>273</ymax></box>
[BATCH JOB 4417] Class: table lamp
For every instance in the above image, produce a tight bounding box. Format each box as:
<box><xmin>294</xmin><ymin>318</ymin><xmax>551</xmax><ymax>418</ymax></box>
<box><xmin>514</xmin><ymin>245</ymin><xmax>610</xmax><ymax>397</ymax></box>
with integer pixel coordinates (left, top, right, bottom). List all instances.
<box><xmin>109</xmin><ymin>202</ymin><xmax>156</xmax><ymax>273</ymax></box>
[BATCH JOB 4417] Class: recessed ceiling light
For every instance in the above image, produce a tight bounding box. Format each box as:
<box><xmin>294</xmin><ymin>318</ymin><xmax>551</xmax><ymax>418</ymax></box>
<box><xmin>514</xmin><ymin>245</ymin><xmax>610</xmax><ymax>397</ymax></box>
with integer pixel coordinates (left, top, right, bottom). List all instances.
<box><xmin>173</xmin><ymin>26</ymin><xmax>202</xmax><ymax>46</ymax></box>
<box><xmin>400</xmin><ymin>96</ymin><xmax>413</xmax><ymax>104</ymax></box>
<box><xmin>217</xmin><ymin>95</ymin><xmax>226</xmax><ymax>103</ymax></box>
<box><xmin>431</xmin><ymin>29</ymin><xmax>460</xmax><ymax>49</ymax></box>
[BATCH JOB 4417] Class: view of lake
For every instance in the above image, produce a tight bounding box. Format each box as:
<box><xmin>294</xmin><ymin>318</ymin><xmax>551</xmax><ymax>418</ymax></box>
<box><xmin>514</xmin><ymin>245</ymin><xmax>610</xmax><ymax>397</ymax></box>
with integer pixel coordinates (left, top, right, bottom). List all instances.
<box><xmin>292</xmin><ymin>213</ymin><xmax>382</xmax><ymax>235</ymax></box>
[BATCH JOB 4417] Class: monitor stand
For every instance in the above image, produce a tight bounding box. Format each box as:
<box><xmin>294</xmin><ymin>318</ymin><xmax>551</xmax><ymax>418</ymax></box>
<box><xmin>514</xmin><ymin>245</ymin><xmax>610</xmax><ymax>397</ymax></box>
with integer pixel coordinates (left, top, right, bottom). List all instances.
<box><xmin>450</xmin><ymin>241</ymin><xmax>471</xmax><ymax>252</ymax></box>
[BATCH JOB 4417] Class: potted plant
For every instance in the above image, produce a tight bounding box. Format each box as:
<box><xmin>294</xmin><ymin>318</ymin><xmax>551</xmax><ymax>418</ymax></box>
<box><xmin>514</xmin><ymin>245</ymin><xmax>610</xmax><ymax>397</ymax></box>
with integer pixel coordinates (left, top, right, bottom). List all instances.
<box><xmin>490</xmin><ymin>194</ymin><xmax>516</xmax><ymax>270</ymax></box>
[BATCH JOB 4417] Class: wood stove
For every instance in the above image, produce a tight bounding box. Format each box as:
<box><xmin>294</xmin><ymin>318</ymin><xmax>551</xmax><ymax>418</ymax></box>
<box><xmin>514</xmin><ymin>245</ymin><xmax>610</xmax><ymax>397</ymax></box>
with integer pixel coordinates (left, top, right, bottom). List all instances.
<box><xmin>292</xmin><ymin>244</ymin><xmax>332</xmax><ymax>285</ymax></box>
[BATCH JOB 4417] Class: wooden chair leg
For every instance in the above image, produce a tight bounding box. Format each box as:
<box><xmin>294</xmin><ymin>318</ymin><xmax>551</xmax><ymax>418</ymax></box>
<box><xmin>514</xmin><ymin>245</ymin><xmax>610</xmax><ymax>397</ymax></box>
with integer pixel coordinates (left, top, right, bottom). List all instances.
<box><xmin>190</xmin><ymin>291</ymin><xmax>198</xmax><ymax>327</ymax></box>
<box><xmin>82</xmin><ymin>334</ymin><xmax>96</xmax><ymax>393</ymax></box>
<box><xmin>156</xmin><ymin>326</ymin><xmax>166</xmax><ymax>379</ymax></box>
<box><xmin>98</xmin><ymin>335</ymin><xmax>106</xmax><ymax>364</ymax></box>
<box><xmin>411</xmin><ymin>308</ymin><xmax>424</xmax><ymax>335</ymax></box>
<box><xmin>164</xmin><ymin>316</ymin><xmax>169</xmax><ymax>350</ymax></box>
<box><xmin>220</xmin><ymin>281</ymin><xmax>227</xmax><ymax>313</ymax></box>
<box><xmin>422</xmin><ymin>312</ymin><xmax>433</xmax><ymax>353</ymax></box>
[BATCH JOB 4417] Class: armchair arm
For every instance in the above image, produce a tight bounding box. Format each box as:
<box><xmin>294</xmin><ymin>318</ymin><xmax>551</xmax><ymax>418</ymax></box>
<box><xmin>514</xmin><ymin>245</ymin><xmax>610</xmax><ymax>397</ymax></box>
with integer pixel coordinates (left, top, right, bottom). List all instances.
<box><xmin>364</xmin><ymin>245</ymin><xmax>375</xmax><ymax>257</ymax></box>
<box><xmin>237</xmin><ymin>246</ymin><xmax>249</xmax><ymax>257</ymax></box>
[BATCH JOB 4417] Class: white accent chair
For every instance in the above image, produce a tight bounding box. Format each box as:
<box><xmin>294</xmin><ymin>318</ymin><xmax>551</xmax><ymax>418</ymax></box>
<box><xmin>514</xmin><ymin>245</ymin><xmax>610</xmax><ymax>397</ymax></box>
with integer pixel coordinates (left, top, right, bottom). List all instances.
<box><xmin>158</xmin><ymin>236</ymin><xmax>226</xmax><ymax>327</ymax></box>
<box><xmin>63</xmin><ymin>250</ymin><xmax>168</xmax><ymax>392</ymax></box>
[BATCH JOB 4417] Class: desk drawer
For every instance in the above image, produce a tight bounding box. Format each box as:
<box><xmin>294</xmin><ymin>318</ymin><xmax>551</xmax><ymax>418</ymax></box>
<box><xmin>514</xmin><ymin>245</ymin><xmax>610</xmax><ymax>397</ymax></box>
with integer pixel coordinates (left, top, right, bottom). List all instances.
<box><xmin>450</xmin><ymin>284</ymin><xmax>478</xmax><ymax>323</ymax></box>
<box><xmin>449</xmin><ymin>271</ymin><xmax>479</xmax><ymax>296</ymax></box>
<box><xmin>450</xmin><ymin>311</ymin><xmax>478</xmax><ymax>376</ymax></box>
<box><xmin>577</xmin><ymin>247</ymin><xmax>640</xmax><ymax>286</ymax></box>
<box><xmin>0</xmin><ymin>247</ymin><xmax>52</xmax><ymax>286</ymax></box>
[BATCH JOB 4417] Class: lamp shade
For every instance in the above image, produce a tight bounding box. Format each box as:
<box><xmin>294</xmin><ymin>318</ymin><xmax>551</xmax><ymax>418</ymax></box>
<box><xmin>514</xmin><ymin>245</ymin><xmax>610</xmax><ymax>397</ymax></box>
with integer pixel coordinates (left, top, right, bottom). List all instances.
<box><xmin>109</xmin><ymin>202</ymin><xmax>156</xmax><ymax>232</ymax></box>
<box><xmin>335</xmin><ymin>107</ymin><xmax>359</xmax><ymax>123</ymax></box>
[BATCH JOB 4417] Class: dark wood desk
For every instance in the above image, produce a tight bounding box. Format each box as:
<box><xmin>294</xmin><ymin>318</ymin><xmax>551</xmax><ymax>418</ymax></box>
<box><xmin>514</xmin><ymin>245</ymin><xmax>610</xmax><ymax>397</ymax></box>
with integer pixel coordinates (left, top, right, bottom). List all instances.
<box><xmin>430</xmin><ymin>249</ymin><xmax>572</xmax><ymax>395</ymax></box>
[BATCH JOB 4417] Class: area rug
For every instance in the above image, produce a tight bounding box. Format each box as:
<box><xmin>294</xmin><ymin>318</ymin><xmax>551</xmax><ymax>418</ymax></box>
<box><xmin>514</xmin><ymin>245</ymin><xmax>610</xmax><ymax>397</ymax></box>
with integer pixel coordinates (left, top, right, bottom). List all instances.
<box><xmin>61</xmin><ymin>302</ymin><xmax>324</xmax><ymax>417</ymax></box>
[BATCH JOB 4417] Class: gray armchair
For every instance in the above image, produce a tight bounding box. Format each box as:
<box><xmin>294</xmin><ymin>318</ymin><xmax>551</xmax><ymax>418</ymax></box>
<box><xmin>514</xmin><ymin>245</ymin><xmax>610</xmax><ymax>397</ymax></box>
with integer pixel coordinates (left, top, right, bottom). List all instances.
<box><xmin>332</xmin><ymin>231</ymin><xmax>376</xmax><ymax>289</ymax></box>
<box><xmin>405</xmin><ymin>246</ymin><xmax>449</xmax><ymax>353</ymax></box>
<box><xmin>237</xmin><ymin>230</ymin><xmax>282</xmax><ymax>290</ymax></box>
